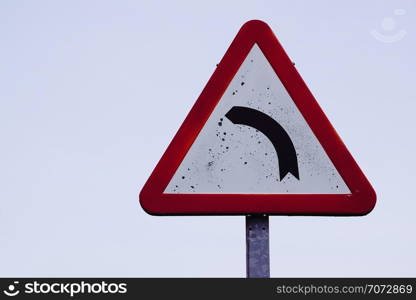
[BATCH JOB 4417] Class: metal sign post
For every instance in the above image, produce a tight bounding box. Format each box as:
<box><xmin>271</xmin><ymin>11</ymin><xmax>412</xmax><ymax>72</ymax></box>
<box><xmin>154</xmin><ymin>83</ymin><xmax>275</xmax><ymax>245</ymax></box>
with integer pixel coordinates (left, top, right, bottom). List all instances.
<box><xmin>246</xmin><ymin>215</ymin><xmax>270</xmax><ymax>278</ymax></box>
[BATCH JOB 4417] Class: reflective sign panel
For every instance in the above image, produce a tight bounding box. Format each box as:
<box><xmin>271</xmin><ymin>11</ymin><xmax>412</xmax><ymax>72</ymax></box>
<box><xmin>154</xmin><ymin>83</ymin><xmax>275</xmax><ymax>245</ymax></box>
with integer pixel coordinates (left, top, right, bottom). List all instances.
<box><xmin>139</xmin><ymin>20</ymin><xmax>376</xmax><ymax>215</ymax></box>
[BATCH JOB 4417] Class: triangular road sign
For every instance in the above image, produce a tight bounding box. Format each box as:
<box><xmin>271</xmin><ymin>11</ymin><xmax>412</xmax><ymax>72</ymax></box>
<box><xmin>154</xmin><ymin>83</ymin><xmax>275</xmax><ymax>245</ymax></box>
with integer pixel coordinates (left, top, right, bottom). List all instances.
<box><xmin>140</xmin><ymin>20</ymin><xmax>376</xmax><ymax>216</ymax></box>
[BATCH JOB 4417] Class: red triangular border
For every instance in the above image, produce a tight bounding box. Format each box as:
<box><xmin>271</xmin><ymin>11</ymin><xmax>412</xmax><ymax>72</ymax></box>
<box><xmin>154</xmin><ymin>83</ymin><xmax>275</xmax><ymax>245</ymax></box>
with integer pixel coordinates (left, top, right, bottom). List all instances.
<box><xmin>139</xmin><ymin>20</ymin><xmax>376</xmax><ymax>216</ymax></box>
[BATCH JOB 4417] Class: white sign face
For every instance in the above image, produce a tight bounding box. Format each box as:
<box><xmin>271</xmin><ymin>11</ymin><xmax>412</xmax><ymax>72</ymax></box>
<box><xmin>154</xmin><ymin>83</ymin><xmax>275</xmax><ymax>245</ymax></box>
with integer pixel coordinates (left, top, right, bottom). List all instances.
<box><xmin>165</xmin><ymin>44</ymin><xmax>350</xmax><ymax>194</ymax></box>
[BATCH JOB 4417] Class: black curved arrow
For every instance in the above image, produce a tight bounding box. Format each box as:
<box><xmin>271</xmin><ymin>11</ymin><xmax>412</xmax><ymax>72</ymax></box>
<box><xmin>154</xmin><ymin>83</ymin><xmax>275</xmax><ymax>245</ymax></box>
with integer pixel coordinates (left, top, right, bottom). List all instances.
<box><xmin>225</xmin><ymin>106</ymin><xmax>299</xmax><ymax>181</ymax></box>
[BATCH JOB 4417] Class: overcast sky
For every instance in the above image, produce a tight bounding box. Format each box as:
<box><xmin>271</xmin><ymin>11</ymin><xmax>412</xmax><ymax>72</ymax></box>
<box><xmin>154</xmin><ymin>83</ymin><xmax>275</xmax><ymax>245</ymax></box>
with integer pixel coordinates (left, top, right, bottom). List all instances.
<box><xmin>1</xmin><ymin>0</ymin><xmax>415</xmax><ymax>277</ymax></box>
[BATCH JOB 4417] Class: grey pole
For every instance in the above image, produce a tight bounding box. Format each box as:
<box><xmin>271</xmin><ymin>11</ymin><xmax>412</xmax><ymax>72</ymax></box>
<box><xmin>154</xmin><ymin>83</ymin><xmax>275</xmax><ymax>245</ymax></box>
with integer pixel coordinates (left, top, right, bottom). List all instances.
<box><xmin>246</xmin><ymin>214</ymin><xmax>270</xmax><ymax>278</ymax></box>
